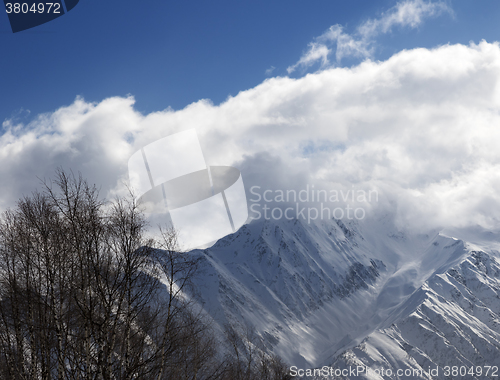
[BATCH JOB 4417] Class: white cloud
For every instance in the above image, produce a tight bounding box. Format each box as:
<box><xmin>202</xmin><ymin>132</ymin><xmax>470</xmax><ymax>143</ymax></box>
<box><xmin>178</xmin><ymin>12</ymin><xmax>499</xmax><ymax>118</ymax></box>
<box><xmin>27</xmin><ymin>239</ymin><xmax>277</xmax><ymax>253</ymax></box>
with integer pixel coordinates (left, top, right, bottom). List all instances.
<box><xmin>265</xmin><ymin>66</ymin><xmax>276</xmax><ymax>76</ymax></box>
<box><xmin>2</xmin><ymin>41</ymin><xmax>500</xmax><ymax>234</ymax></box>
<box><xmin>358</xmin><ymin>0</ymin><xmax>451</xmax><ymax>38</ymax></box>
<box><xmin>287</xmin><ymin>0</ymin><xmax>452</xmax><ymax>73</ymax></box>
<box><xmin>319</xmin><ymin>25</ymin><xmax>372</xmax><ymax>63</ymax></box>
<box><xmin>287</xmin><ymin>43</ymin><xmax>331</xmax><ymax>74</ymax></box>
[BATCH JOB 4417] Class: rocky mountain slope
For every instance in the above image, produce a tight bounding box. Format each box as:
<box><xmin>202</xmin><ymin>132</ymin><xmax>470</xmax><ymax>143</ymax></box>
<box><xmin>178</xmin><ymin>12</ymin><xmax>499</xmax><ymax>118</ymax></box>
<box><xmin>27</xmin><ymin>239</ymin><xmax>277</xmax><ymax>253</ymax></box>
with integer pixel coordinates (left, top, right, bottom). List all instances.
<box><xmin>183</xmin><ymin>216</ymin><xmax>500</xmax><ymax>376</ymax></box>
<box><xmin>324</xmin><ymin>248</ymin><xmax>500</xmax><ymax>379</ymax></box>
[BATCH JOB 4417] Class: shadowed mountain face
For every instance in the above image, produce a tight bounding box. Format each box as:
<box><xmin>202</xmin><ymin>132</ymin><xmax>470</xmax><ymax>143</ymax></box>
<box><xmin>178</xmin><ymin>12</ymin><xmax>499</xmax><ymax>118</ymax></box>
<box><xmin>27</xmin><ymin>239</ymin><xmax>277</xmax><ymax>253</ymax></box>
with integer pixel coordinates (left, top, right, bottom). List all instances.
<box><xmin>183</xmin><ymin>216</ymin><xmax>500</xmax><ymax>372</ymax></box>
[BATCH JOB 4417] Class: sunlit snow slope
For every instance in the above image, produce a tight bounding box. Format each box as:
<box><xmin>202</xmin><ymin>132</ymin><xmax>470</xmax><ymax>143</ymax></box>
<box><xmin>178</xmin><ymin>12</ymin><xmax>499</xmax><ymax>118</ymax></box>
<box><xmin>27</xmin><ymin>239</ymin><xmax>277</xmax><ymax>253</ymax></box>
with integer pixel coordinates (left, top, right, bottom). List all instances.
<box><xmin>323</xmin><ymin>248</ymin><xmax>500</xmax><ymax>379</ymax></box>
<box><xmin>186</xmin><ymin>216</ymin><xmax>500</xmax><ymax>374</ymax></box>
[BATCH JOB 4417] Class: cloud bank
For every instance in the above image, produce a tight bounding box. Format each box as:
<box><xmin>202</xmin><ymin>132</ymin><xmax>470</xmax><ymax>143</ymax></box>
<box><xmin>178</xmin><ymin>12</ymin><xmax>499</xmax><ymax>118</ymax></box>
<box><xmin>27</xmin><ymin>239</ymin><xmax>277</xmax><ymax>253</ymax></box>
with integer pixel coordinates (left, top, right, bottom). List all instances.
<box><xmin>2</xmin><ymin>41</ymin><xmax>500</xmax><ymax>233</ymax></box>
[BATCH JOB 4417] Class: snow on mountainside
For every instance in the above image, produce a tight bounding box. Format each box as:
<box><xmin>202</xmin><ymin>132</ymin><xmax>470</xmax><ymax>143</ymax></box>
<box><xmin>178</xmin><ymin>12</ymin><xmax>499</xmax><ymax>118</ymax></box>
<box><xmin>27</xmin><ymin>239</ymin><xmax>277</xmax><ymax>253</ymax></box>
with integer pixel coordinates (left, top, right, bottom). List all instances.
<box><xmin>188</xmin><ymin>217</ymin><xmax>384</xmax><ymax>368</ymax></box>
<box><xmin>185</xmin><ymin>216</ymin><xmax>494</xmax><ymax>372</ymax></box>
<box><xmin>320</xmin><ymin>249</ymin><xmax>500</xmax><ymax>379</ymax></box>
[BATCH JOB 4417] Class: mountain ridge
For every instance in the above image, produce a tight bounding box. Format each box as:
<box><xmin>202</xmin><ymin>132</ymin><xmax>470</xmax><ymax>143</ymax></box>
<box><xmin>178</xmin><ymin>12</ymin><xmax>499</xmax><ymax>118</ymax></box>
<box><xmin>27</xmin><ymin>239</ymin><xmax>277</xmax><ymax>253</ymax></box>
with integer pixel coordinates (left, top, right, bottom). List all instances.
<box><xmin>182</xmin><ymin>215</ymin><xmax>495</xmax><ymax>372</ymax></box>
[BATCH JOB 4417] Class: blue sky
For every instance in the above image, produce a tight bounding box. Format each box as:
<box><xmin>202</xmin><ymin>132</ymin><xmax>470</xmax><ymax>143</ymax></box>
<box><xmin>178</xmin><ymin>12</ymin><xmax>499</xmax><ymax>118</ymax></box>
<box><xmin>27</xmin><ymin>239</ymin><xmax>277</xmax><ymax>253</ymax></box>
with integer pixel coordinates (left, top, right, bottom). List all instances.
<box><xmin>1</xmin><ymin>0</ymin><xmax>499</xmax><ymax>122</ymax></box>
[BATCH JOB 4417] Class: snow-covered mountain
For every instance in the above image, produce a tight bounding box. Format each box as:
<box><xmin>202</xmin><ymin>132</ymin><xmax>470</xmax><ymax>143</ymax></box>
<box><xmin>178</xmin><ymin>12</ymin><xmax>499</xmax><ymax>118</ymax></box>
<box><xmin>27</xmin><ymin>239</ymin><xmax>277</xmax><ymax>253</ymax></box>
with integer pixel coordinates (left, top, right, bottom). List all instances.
<box><xmin>187</xmin><ymin>216</ymin><xmax>500</xmax><ymax>376</ymax></box>
<box><xmin>324</xmin><ymin>248</ymin><xmax>500</xmax><ymax>379</ymax></box>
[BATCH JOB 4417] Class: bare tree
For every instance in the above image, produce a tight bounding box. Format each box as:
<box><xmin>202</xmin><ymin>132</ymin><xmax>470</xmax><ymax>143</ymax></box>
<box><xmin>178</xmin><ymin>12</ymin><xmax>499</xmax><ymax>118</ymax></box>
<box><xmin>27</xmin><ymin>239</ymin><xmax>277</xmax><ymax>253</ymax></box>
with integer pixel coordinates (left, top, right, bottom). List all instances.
<box><xmin>0</xmin><ymin>171</ymin><xmax>212</xmax><ymax>380</ymax></box>
<box><xmin>0</xmin><ymin>169</ymin><xmax>293</xmax><ymax>380</ymax></box>
<box><xmin>222</xmin><ymin>324</ymin><xmax>293</xmax><ymax>380</ymax></box>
